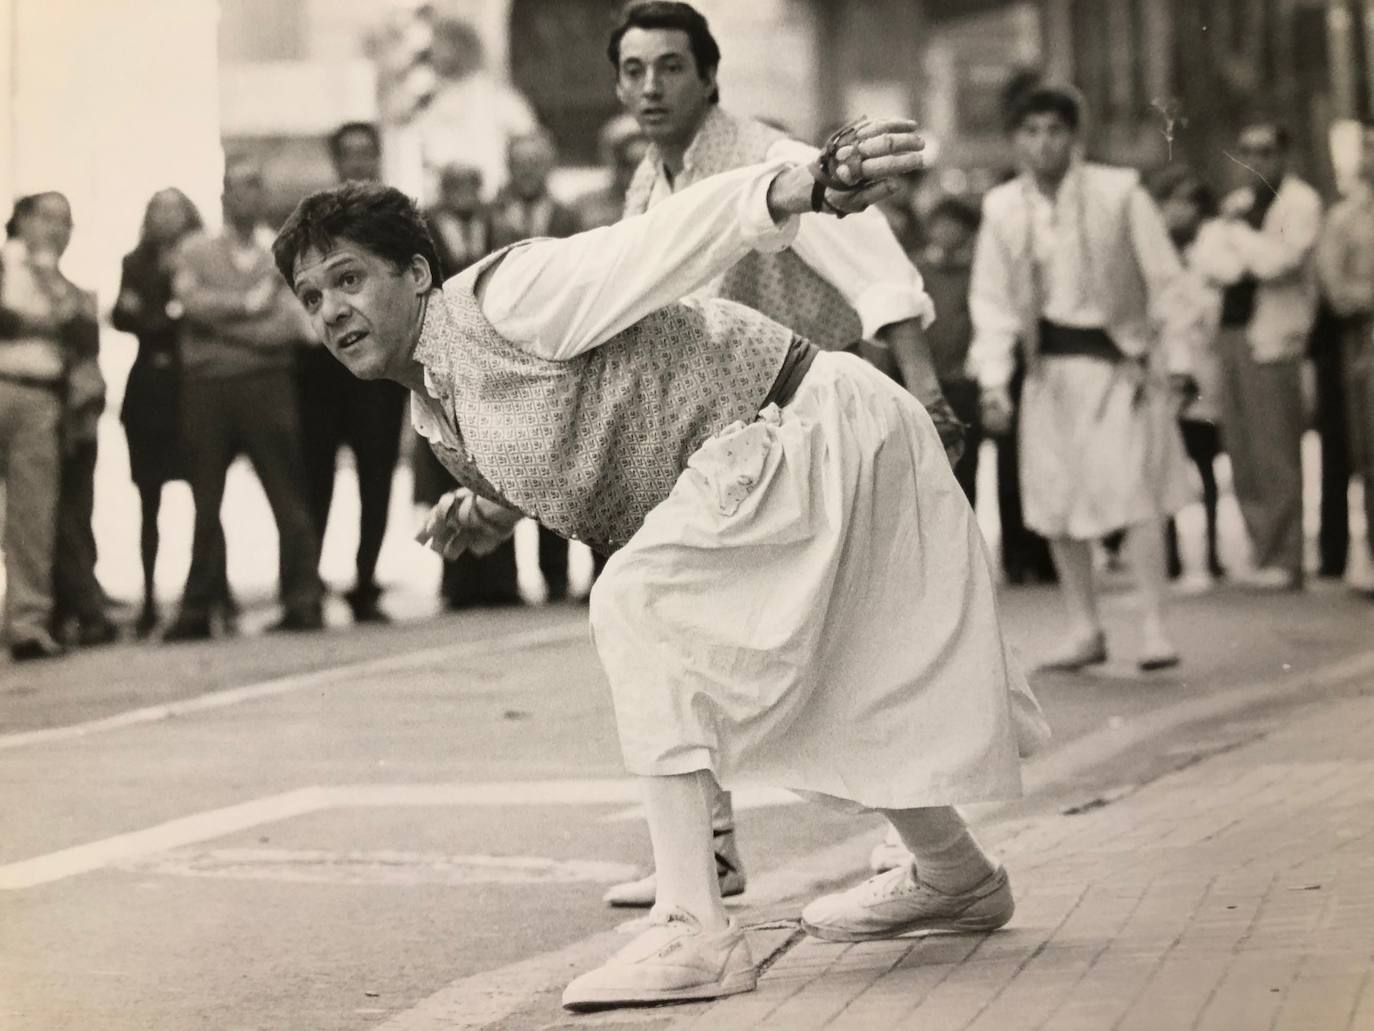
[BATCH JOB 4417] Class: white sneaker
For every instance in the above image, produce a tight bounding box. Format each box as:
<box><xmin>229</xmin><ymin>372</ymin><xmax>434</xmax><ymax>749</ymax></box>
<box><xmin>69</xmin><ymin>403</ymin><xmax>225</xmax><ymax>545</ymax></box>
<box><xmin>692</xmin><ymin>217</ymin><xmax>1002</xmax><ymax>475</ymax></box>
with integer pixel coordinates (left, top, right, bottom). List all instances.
<box><xmin>801</xmin><ymin>865</ymin><xmax>1014</xmax><ymax>942</ymax></box>
<box><xmin>561</xmin><ymin>909</ymin><xmax>756</xmax><ymax>1011</ymax></box>
<box><xmin>603</xmin><ymin>831</ymin><xmax>746</xmax><ymax>908</ymax></box>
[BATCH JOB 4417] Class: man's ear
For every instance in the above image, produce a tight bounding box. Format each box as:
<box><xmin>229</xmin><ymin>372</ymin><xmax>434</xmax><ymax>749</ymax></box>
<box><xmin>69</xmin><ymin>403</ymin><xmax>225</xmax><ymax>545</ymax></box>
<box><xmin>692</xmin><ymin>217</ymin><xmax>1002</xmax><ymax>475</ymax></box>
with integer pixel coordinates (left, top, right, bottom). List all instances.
<box><xmin>409</xmin><ymin>254</ymin><xmax>434</xmax><ymax>294</ymax></box>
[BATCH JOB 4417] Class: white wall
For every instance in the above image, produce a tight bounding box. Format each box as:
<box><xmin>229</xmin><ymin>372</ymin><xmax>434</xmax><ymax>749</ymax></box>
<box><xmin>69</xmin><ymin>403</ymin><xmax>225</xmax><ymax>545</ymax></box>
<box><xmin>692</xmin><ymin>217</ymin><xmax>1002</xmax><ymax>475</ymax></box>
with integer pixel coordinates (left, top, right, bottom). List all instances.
<box><xmin>6</xmin><ymin>0</ymin><xmax>222</xmax><ymax>300</ymax></box>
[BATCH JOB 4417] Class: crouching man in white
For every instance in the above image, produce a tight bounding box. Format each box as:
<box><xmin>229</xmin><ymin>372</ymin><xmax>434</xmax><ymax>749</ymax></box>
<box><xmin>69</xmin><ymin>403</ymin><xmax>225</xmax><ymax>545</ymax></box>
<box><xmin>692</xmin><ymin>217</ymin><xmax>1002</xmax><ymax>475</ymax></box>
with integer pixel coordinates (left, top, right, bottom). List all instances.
<box><xmin>273</xmin><ymin>119</ymin><xmax>1049</xmax><ymax>1012</ymax></box>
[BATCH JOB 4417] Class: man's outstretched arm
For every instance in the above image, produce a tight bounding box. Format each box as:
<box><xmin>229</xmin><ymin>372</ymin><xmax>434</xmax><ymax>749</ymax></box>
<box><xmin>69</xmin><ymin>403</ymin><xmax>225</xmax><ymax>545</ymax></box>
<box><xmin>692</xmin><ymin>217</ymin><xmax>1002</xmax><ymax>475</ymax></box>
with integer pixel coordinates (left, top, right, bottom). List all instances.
<box><xmin>478</xmin><ymin>120</ymin><xmax>926</xmax><ymax>361</ymax></box>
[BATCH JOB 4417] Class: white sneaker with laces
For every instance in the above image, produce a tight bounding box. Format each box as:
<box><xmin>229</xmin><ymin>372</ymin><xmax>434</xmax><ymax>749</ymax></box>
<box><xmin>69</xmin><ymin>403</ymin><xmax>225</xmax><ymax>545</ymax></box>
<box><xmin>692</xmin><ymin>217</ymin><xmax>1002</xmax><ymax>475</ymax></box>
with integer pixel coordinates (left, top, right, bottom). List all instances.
<box><xmin>801</xmin><ymin>864</ymin><xmax>1014</xmax><ymax>942</ymax></box>
<box><xmin>561</xmin><ymin>909</ymin><xmax>756</xmax><ymax>1011</ymax></box>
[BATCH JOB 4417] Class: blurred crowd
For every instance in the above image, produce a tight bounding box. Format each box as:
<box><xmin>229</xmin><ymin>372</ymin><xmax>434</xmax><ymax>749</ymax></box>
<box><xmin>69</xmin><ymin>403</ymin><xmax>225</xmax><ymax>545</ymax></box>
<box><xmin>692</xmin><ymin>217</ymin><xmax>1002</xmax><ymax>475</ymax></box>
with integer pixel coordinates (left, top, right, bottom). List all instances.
<box><xmin>1</xmin><ymin>3</ymin><xmax>1370</xmax><ymax>666</ymax></box>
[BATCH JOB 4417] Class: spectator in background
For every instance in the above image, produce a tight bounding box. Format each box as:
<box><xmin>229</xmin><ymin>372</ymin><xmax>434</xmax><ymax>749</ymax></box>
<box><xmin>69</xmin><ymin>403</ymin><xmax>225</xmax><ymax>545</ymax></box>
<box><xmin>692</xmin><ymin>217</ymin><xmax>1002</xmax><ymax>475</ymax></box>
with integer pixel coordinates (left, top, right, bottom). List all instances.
<box><xmin>969</xmin><ymin>85</ymin><xmax>1199</xmax><ymax>673</ymax></box>
<box><xmin>573</xmin><ymin>114</ymin><xmax>648</xmax><ymax>231</ymax></box>
<box><xmin>417</xmin><ymin>163</ymin><xmax>521</xmax><ymax>609</ymax></box>
<box><xmin>919</xmin><ymin>196</ymin><xmax>983</xmax><ymax>503</ymax></box>
<box><xmin>407</xmin><ymin>17</ymin><xmax>539</xmax><ymax>200</ymax></box>
<box><xmin>1150</xmin><ymin>166</ymin><xmax>1227</xmax><ymax>586</ymax></box>
<box><xmin>1317</xmin><ymin>119</ymin><xmax>1374</xmax><ymax>594</ymax></box>
<box><xmin>293</xmin><ymin>122</ymin><xmax>410</xmax><ymax>623</ymax></box>
<box><xmin>0</xmin><ymin>194</ymin><xmax>75</xmax><ymax>659</ymax></box>
<box><xmin>26</xmin><ymin>194</ymin><xmax>119</xmax><ymax>650</ymax></box>
<box><xmin>492</xmin><ymin>128</ymin><xmax>581</xmax><ymax>603</ymax></box>
<box><xmin>1192</xmin><ymin>123</ymin><xmax>1322</xmax><ymax>592</ymax></box>
<box><xmin>114</xmin><ymin>188</ymin><xmax>237</xmax><ymax>637</ymax></box>
<box><xmin>163</xmin><ymin>158</ymin><xmax>323</xmax><ymax>640</ymax></box>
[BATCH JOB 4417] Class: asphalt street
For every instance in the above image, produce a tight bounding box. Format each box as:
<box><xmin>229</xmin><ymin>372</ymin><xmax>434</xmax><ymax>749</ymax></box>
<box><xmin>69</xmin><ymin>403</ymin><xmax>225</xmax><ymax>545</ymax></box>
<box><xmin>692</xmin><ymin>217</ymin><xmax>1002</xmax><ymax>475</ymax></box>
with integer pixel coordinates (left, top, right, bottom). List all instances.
<box><xmin>3</xmin><ymin>415</ymin><xmax>1373</xmax><ymax>1030</ymax></box>
<box><xmin>3</xmin><ymin>568</ymin><xmax>1372</xmax><ymax>1030</ymax></box>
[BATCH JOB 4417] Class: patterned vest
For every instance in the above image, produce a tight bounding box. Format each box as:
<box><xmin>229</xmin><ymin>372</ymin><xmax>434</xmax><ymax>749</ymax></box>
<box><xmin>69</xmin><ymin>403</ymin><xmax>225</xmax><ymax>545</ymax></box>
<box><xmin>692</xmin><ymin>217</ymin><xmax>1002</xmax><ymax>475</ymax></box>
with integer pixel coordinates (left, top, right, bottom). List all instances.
<box><xmin>414</xmin><ymin>252</ymin><xmax>794</xmax><ymax>554</ymax></box>
<box><xmin>624</xmin><ymin>108</ymin><xmax>863</xmax><ymax>351</ymax></box>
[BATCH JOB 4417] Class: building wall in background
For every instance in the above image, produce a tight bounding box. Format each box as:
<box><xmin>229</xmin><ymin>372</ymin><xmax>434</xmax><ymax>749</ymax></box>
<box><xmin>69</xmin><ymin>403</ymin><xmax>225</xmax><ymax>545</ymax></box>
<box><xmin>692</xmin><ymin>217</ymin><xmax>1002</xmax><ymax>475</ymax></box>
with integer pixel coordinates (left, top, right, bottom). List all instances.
<box><xmin>3</xmin><ymin>0</ymin><xmax>221</xmax><ymax>300</ymax></box>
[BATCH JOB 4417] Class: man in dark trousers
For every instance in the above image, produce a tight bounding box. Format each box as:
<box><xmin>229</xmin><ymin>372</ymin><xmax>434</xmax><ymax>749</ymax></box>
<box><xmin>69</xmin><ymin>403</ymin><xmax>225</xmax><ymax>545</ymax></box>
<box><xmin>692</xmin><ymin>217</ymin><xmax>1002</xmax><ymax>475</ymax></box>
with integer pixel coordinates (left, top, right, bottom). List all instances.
<box><xmin>164</xmin><ymin>159</ymin><xmax>324</xmax><ymax>639</ymax></box>
<box><xmin>491</xmin><ymin>128</ymin><xmax>581</xmax><ymax>602</ymax></box>
<box><xmin>294</xmin><ymin>121</ymin><xmax>410</xmax><ymax>622</ymax></box>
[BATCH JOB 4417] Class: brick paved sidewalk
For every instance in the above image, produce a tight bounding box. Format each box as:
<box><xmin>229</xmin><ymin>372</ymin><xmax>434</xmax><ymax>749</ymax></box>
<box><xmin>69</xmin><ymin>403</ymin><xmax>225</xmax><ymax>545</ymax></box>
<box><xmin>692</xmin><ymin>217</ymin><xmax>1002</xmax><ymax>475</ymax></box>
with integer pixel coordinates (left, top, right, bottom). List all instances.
<box><xmin>561</xmin><ymin>690</ymin><xmax>1374</xmax><ymax>1031</ymax></box>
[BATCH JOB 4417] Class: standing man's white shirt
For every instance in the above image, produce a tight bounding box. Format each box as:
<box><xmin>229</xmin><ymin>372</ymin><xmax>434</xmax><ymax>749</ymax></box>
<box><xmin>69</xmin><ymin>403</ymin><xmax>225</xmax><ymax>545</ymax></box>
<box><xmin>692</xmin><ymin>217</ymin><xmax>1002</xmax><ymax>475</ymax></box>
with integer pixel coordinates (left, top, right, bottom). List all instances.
<box><xmin>638</xmin><ymin>117</ymin><xmax>934</xmax><ymax>338</ymax></box>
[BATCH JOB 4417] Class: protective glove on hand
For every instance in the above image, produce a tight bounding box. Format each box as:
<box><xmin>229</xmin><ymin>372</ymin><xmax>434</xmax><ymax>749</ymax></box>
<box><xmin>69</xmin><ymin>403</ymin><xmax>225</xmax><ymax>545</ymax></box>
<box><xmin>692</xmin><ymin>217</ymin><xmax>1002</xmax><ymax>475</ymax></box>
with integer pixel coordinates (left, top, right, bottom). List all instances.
<box><xmin>922</xmin><ymin>395</ymin><xmax>968</xmax><ymax>468</ymax></box>
<box><xmin>415</xmin><ymin>488</ymin><xmax>520</xmax><ymax>559</ymax></box>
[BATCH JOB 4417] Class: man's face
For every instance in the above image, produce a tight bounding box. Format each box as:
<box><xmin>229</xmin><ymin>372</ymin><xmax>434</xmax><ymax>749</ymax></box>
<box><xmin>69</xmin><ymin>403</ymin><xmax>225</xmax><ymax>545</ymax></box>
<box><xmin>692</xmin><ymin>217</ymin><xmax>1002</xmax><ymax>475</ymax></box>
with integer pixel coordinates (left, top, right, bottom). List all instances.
<box><xmin>1012</xmin><ymin>112</ymin><xmax>1076</xmax><ymax>181</ymax></box>
<box><xmin>333</xmin><ymin>131</ymin><xmax>381</xmax><ymax>183</ymax></box>
<box><xmin>223</xmin><ymin>167</ymin><xmax>266</xmax><ymax>225</ymax></box>
<box><xmin>615</xmin><ymin>27</ymin><xmax>715</xmax><ymax>149</ymax></box>
<box><xmin>23</xmin><ymin>195</ymin><xmax>73</xmax><ymax>258</ymax></box>
<box><xmin>440</xmin><ymin>171</ymin><xmax>483</xmax><ymax>214</ymax></box>
<box><xmin>1235</xmin><ymin>126</ymin><xmax>1286</xmax><ymax>188</ymax></box>
<box><xmin>927</xmin><ymin>213</ymin><xmax>973</xmax><ymax>259</ymax></box>
<box><xmin>291</xmin><ymin>241</ymin><xmax>430</xmax><ymax>382</ymax></box>
<box><xmin>507</xmin><ymin>139</ymin><xmax>552</xmax><ymax>201</ymax></box>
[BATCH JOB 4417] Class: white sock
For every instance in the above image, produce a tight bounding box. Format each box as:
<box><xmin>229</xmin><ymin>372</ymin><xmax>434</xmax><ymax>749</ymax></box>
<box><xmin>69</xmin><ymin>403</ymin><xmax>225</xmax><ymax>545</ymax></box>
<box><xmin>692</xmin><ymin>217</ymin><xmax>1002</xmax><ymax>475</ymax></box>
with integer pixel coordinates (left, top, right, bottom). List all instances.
<box><xmin>881</xmin><ymin>806</ymin><xmax>996</xmax><ymax>895</ymax></box>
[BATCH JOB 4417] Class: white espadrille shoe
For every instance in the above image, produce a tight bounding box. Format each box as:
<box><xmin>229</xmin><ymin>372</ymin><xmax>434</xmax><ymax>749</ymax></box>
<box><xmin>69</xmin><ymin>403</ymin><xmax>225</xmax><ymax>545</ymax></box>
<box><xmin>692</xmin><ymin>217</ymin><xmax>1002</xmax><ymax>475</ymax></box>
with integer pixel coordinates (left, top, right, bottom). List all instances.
<box><xmin>801</xmin><ymin>865</ymin><xmax>1014</xmax><ymax>943</ymax></box>
<box><xmin>562</xmin><ymin>908</ymin><xmax>756</xmax><ymax>1011</ymax></box>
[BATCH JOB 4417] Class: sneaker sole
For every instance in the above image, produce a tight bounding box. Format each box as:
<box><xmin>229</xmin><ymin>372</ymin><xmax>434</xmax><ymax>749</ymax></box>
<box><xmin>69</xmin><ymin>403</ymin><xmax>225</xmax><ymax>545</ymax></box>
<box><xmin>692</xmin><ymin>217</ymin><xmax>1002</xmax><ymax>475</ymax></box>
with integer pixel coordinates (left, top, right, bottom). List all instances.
<box><xmin>606</xmin><ymin>877</ymin><xmax>746</xmax><ymax>909</ymax></box>
<box><xmin>800</xmin><ymin>904</ymin><xmax>1013</xmax><ymax>943</ymax></box>
<box><xmin>562</xmin><ymin>966</ymin><xmax>757</xmax><ymax>1011</ymax></box>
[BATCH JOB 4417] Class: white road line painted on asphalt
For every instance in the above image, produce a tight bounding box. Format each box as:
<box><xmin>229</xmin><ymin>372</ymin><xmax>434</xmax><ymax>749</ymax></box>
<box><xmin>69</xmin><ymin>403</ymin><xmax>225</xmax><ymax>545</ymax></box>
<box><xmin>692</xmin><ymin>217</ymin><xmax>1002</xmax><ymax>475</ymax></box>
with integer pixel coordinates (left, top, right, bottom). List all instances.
<box><xmin>0</xmin><ymin>778</ymin><xmax>642</xmax><ymax>891</ymax></box>
<box><xmin>117</xmin><ymin>848</ymin><xmax>642</xmax><ymax>887</ymax></box>
<box><xmin>596</xmin><ymin>784</ymin><xmax>804</xmax><ymax>823</ymax></box>
<box><xmin>367</xmin><ymin>645</ymin><xmax>1374</xmax><ymax>1031</ymax></box>
<box><xmin>0</xmin><ymin>624</ymin><xmax>585</xmax><ymax>753</ymax></box>
<box><xmin>0</xmin><ymin>787</ymin><xmax>327</xmax><ymax>890</ymax></box>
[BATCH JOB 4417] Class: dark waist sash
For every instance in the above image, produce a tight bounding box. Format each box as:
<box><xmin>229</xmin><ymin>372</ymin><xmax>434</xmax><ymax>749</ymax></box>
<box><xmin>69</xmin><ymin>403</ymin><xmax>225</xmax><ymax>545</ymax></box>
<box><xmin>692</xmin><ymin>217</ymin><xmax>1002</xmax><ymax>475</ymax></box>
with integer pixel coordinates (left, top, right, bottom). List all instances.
<box><xmin>761</xmin><ymin>335</ymin><xmax>819</xmax><ymax>409</ymax></box>
<box><xmin>1037</xmin><ymin>319</ymin><xmax>1121</xmax><ymax>361</ymax></box>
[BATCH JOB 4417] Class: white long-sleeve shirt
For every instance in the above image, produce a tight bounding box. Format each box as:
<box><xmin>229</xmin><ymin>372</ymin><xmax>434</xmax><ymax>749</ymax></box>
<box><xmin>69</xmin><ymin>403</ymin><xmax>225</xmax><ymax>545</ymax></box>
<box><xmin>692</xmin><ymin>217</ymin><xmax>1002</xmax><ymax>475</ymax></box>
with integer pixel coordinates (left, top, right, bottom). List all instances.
<box><xmin>468</xmin><ymin>160</ymin><xmax>800</xmax><ymax>360</ymax></box>
<box><xmin>634</xmin><ymin>110</ymin><xmax>934</xmax><ymax>338</ymax></box>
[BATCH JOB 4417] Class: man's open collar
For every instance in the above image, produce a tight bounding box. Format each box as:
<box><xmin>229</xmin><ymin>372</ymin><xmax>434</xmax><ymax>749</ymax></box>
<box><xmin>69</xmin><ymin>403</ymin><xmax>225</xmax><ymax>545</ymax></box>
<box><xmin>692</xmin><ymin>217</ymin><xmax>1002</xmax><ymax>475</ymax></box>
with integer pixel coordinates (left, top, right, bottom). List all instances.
<box><xmin>646</xmin><ymin>105</ymin><xmax>729</xmax><ymax>183</ymax></box>
<box><xmin>411</xmin><ymin>287</ymin><xmax>449</xmax><ymax>377</ymax></box>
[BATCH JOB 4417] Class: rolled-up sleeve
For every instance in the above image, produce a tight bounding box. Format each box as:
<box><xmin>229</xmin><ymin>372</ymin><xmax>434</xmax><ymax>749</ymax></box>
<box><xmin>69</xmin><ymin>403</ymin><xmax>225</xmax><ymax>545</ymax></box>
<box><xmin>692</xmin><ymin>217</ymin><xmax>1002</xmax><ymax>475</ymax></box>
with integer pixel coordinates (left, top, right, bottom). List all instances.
<box><xmin>764</xmin><ymin>137</ymin><xmax>934</xmax><ymax>337</ymax></box>
<box><xmin>481</xmin><ymin>160</ymin><xmax>799</xmax><ymax>360</ymax></box>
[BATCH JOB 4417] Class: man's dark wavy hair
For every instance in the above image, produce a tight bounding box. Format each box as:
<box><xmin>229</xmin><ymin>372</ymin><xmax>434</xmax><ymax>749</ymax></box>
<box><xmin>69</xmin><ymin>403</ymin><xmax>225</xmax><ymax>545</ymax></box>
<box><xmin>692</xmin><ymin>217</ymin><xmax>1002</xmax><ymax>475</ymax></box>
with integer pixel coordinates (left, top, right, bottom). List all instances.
<box><xmin>273</xmin><ymin>182</ymin><xmax>444</xmax><ymax>290</ymax></box>
<box><xmin>607</xmin><ymin>1</ymin><xmax>721</xmax><ymax>104</ymax></box>
<box><xmin>1005</xmin><ymin>85</ymin><xmax>1081</xmax><ymax>134</ymax></box>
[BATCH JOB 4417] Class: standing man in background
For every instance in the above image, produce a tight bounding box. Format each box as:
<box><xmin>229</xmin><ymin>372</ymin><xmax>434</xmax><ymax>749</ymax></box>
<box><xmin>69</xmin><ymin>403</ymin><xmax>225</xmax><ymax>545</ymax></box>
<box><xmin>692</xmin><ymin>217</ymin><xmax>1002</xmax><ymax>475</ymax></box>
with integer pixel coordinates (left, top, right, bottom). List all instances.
<box><xmin>1317</xmin><ymin>119</ymin><xmax>1374</xmax><ymax>594</ymax></box>
<box><xmin>491</xmin><ymin>128</ymin><xmax>582</xmax><ymax>603</ymax></box>
<box><xmin>164</xmin><ymin>159</ymin><xmax>323</xmax><ymax>640</ymax></box>
<box><xmin>603</xmin><ymin>0</ymin><xmax>953</xmax><ymax>910</ymax></box>
<box><xmin>1192</xmin><ymin>122</ymin><xmax>1322</xmax><ymax>592</ymax></box>
<box><xmin>0</xmin><ymin>193</ymin><xmax>86</xmax><ymax>659</ymax></box>
<box><xmin>969</xmin><ymin>85</ymin><xmax>1199</xmax><ymax>673</ymax></box>
<box><xmin>294</xmin><ymin>122</ymin><xmax>410</xmax><ymax>623</ymax></box>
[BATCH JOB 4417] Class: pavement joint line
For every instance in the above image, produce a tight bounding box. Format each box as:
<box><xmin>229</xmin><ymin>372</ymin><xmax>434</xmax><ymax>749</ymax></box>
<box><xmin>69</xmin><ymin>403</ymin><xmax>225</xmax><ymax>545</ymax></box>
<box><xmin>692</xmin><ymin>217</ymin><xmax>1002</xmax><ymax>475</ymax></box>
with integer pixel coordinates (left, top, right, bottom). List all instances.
<box><xmin>366</xmin><ymin>644</ymin><xmax>1374</xmax><ymax>1031</ymax></box>
<box><xmin>0</xmin><ymin>624</ymin><xmax>585</xmax><ymax>753</ymax></box>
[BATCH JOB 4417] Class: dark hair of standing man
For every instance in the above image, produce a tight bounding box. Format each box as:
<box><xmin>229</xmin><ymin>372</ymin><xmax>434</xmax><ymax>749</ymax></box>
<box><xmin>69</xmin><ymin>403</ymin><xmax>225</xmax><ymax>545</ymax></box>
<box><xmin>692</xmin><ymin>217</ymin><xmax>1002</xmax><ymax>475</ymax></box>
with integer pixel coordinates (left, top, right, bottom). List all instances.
<box><xmin>273</xmin><ymin>182</ymin><xmax>445</xmax><ymax>289</ymax></box>
<box><xmin>1005</xmin><ymin>85</ymin><xmax>1081</xmax><ymax>134</ymax></box>
<box><xmin>607</xmin><ymin>1</ymin><xmax>721</xmax><ymax>104</ymax></box>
